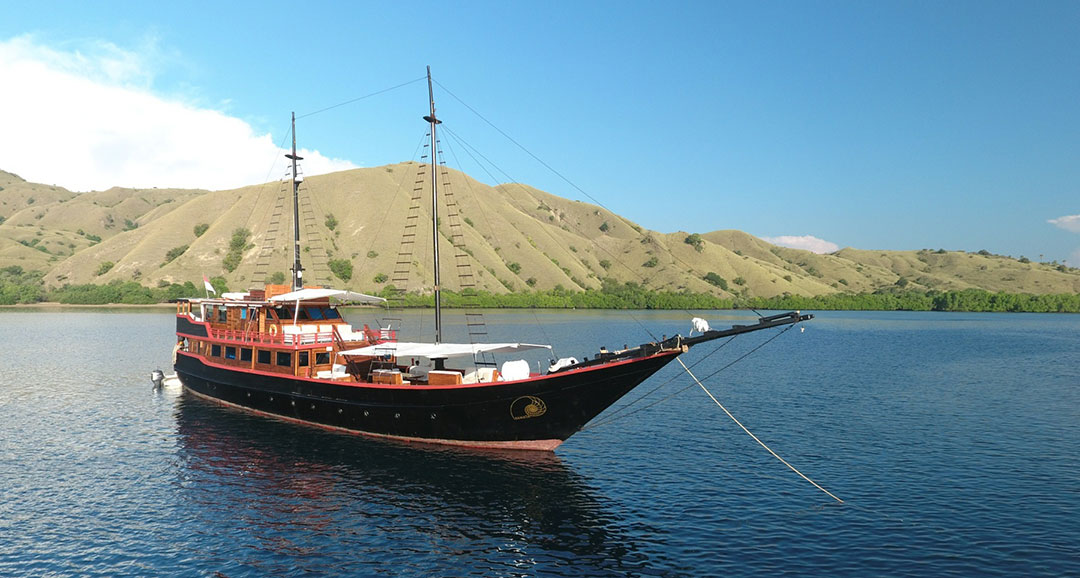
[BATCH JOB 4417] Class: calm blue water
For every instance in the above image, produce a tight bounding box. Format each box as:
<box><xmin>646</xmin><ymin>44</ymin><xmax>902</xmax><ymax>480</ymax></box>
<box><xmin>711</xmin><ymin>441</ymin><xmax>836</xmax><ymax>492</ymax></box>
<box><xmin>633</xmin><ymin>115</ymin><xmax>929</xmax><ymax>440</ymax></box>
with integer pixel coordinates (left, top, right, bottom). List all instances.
<box><xmin>1</xmin><ymin>308</ymin><xmax>1077</xmax><ymax>577</ymax></box>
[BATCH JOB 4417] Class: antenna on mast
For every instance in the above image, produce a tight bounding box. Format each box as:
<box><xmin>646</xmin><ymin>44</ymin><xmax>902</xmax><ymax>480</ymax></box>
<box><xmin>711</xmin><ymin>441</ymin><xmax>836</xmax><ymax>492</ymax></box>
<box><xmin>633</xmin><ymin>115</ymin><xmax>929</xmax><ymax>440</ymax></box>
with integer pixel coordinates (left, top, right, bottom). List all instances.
<box><xmin>286</xmin><ymin>112</ymin><xmax>305</xmax><ymax>291</ymax></box>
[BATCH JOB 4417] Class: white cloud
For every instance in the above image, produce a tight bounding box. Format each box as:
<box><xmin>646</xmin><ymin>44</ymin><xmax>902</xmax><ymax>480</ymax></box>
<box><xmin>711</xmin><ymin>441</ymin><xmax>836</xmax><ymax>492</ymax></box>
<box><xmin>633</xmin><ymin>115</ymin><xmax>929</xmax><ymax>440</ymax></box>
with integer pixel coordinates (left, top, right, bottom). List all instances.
<box><xmin>1048</xmin><ymin>214</ymin><xmax>1080</xmax><ymax>233</ymax></box>
<box><xmin>760</xmin><ymin>234</ymin><xmax>840</xmax><ymax>254</ymax></box>
<box><xmin>0</xmin><ymin>35</ymin><xmax>356</xmax><ymax>192</ymax></box>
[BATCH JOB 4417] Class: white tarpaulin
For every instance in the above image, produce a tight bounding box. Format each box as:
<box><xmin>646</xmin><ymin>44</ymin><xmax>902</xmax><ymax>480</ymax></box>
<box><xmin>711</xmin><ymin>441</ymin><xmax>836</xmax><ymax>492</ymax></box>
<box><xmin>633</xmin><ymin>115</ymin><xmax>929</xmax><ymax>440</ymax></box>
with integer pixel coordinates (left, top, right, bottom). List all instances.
<box><xmin>268</xmin><ymin>288</ymin><xmax>385</xmax><ymax>305</ymax></box>
<box><xmin>339</xmin><ymin>341</ymin><xmax>552</xmax><ymax>360</ymax></box>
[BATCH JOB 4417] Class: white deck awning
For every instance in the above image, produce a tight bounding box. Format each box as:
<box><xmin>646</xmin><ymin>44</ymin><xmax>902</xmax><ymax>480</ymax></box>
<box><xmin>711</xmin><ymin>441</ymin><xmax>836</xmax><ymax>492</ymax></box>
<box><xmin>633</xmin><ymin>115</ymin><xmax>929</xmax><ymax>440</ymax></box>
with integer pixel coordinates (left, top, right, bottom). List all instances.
<box><xmin>339</xmin><ymin>341</ymin><xmax>552</xmax><ymax>360</ymax></box>
<box><xmin>268</xmin><ymin>288</ymin><xmax>385</xmax><ymax>305</ymax></box>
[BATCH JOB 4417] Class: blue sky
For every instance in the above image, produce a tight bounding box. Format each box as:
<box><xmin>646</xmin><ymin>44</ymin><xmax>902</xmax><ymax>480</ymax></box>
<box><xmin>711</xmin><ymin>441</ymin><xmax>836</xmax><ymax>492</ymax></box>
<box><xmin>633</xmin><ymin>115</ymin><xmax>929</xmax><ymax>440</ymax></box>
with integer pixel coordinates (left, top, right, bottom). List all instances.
<box><xmin>2</xmin><ymin>1</ymin><xmax>1078</xmax><ymax>264</ymax></box>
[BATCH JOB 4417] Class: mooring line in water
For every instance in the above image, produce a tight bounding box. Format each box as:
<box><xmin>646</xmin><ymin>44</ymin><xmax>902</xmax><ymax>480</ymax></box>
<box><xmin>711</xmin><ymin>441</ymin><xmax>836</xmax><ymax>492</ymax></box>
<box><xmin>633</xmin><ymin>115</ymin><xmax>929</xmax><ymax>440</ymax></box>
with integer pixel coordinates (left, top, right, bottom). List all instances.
<box><xmin>676</xmin><ymin>357</ymin><xmax>844</xmax><ymax>503</ymax></box>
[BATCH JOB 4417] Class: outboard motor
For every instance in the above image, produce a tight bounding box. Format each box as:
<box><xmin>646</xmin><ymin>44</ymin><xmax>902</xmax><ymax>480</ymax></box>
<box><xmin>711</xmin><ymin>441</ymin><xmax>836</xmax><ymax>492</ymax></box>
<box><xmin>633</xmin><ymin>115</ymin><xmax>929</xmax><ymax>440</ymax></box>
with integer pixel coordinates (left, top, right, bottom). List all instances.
<box><xmin>151</xmin><ymin>369</ymin><xmax>165</xmax><ymax>388</ymax></box>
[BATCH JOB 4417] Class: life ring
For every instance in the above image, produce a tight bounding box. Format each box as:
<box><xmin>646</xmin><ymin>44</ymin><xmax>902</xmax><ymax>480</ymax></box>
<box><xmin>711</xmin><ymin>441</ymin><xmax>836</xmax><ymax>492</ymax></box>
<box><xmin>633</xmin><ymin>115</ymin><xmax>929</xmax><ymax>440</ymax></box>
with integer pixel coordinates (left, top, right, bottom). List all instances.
<box><xmin>269</xmin><ymin>325</ymin><xmax>279</xmax><ymax>337</ymax></box>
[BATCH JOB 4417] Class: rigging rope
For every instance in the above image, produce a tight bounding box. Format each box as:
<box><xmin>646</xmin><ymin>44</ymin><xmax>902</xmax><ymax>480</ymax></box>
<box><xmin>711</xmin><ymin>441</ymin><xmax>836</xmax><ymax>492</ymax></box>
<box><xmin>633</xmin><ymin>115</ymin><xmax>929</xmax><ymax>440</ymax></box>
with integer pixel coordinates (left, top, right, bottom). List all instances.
<box><xmin>588</xmin><ymin>322</ymin><xmax>794</xmax><ymax>429</ymax></box>
<box><xmin>675</xmin><ymin>356</ymin><xmax>843</xmax><ymax>504</ymax></box>
<box><xmin>440</xmin><ymin>125</ymin><xmax>661</xmax><ymax>341</ymax></box>
<box><xmin>435</xmin><ymin>81</ymin><xmax>752</xmax><ymax>320</ymax></box>
<box><xmin>297</xmin><ymin>77</ymin><xmax>426</xmax><ymax>120</ymax></box>
<box><xmin>587</xmin><ymin>335</ymin><xmax>736</xmax><ymax>427</ymax></box>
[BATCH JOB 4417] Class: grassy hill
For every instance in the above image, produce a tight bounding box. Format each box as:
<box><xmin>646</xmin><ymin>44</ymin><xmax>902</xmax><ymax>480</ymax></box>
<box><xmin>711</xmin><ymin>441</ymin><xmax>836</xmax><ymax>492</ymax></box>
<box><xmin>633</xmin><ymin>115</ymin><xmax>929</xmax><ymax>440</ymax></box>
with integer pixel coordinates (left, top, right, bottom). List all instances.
<box><xmin>2</xmin><ymin>164</ymin><xmax>1078</xmax><ymax>298</ymax></box>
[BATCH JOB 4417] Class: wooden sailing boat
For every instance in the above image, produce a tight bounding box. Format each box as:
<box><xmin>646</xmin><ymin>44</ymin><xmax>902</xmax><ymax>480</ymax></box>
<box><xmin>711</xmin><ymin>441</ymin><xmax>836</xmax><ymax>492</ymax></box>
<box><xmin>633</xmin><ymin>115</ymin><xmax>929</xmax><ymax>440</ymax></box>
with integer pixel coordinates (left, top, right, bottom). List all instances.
<box><xmin>173</xmin><ymin>68</ymin><xmax>812</xmax><ymax>451</ymax></box>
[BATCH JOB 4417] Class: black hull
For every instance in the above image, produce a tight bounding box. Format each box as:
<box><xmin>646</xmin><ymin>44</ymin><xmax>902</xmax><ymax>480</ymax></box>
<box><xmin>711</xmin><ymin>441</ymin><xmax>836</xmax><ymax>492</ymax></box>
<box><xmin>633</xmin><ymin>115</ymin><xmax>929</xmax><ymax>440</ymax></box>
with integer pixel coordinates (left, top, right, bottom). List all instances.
<box><xmin>175</xmin><ymin>350</ymin><xmax>680</xmax><ymax>450</ymax></box>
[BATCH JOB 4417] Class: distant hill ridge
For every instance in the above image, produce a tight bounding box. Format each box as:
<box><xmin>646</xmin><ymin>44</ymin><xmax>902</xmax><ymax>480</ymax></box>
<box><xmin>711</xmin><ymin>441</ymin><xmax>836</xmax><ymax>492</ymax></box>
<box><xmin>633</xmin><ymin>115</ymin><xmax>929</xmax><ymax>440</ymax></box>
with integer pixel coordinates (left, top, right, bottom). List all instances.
<box><xmin>1</xmin><ymin>165</ymin><xmax>1078</xmax><ymax>297</ymax></box>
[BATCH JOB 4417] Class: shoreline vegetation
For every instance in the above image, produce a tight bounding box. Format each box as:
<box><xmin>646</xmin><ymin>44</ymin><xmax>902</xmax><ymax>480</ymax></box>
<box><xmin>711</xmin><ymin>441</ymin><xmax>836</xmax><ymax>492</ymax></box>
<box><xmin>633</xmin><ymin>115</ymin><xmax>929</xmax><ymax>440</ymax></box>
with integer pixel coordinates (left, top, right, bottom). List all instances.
<box><xmin>3</xmin><ymin>267</ymin><xmax>1078</xmax><ymax>312</ymax></box>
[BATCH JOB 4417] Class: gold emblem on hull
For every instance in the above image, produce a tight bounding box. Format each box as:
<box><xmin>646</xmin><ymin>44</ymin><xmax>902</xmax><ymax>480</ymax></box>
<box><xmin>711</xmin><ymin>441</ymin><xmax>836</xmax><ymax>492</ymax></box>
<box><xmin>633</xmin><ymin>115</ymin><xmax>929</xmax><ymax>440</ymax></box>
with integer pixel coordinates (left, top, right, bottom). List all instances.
<box><xmin>510</xmin><ymin>395</ymin><xmax>547</xmax><ymax>420</ymax></box>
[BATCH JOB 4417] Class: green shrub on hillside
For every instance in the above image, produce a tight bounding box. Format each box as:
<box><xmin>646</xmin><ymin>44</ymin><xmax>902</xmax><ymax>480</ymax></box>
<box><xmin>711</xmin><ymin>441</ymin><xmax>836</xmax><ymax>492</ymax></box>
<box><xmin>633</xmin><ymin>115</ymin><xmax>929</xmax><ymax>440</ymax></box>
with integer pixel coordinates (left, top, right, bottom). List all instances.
<box><xmin>703</xmin><ymin>272</ymin><xmax>728</xmax><ymax>290</ymax></box>
<box><xmin>328</xmin><ymin>258</ymin><xmax>353</xmax><ymax>282</ymax></box>
<box><xmin>222</xmin><ymin>228</ymin><xmax>251</xmax><ymax>272</ymax></box>
<box><xmin>163</xmin><ymin>245</ymin><xmax>188</xmax><ymax>265</ymax></box>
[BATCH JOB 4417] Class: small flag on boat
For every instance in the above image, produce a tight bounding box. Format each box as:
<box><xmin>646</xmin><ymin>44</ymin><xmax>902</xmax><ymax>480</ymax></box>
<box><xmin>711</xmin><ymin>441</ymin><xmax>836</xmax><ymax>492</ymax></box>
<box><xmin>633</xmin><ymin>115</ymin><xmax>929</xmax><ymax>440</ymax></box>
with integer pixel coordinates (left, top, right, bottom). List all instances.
<box><xmin>203</xmin><ymin>274</ymin><xmax>216</xmax><ymax>295</ymax></box>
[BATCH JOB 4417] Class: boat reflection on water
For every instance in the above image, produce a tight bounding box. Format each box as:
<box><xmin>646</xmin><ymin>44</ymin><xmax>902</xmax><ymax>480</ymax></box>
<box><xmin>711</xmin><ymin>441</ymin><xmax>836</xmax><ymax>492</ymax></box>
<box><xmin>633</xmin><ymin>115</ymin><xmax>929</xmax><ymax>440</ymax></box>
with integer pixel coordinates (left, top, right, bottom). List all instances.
<box><xmin>173</xmin><ymin>391</ymin><xmax>670</xmax><ymax>576</ymax></box>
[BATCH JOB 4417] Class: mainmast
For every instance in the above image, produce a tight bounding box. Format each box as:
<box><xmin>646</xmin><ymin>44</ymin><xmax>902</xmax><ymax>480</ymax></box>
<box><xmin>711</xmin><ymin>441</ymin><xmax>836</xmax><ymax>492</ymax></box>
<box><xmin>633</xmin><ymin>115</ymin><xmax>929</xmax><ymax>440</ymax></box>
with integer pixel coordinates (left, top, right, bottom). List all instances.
<box><xmin>286</xmin><ymin>112</ymin><xmax>305</xmax><ymax>291</ymax></box>
<box><xmin>423</xmin><ymin>66</ymin><xmax>443</xmax><ymax>344</ymax></box>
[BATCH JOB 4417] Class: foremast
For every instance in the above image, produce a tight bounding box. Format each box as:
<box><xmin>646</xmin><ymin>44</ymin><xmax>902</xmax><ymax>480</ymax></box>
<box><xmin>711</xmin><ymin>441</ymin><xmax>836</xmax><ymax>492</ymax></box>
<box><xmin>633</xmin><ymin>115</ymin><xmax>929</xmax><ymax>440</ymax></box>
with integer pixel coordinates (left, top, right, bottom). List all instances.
<box><xmin>423</xmin><ymin>66</ymin><xmax>443</xmax><ymax>344</ymax></box>
<box><xmin>286</xmin><ymin>112</ymin><xmax>305</xmax><ymax>291</ymax></box>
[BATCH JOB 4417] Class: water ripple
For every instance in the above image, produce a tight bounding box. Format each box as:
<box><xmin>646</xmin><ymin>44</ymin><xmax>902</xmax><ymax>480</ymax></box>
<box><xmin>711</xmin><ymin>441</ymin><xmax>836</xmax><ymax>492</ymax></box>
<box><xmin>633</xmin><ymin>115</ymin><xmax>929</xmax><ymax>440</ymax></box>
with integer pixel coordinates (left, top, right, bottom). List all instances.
<box><xmin>1</xmin><ymin>310</ymin><xmax>1078</xmax><ymax>576</ymax></box>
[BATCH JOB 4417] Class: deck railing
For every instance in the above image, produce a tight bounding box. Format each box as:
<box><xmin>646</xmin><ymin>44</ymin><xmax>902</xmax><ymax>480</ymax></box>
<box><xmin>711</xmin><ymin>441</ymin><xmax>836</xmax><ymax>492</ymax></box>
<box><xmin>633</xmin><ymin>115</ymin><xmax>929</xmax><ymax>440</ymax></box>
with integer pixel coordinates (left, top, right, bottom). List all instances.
<box><xmin>203</xmin><ymin>326</ymin><xmax>396</xmax><ymax>347</ymax></box>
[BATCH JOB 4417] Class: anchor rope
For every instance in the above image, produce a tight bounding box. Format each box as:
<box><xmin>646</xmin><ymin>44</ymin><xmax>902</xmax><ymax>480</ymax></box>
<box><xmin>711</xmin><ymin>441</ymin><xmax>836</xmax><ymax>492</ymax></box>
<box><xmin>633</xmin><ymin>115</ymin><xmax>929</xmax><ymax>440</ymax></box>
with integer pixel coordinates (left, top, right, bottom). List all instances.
<box><xmin>675</xmin><ymin>356</ymin><xmax>843</xmax><ymax>503</ymax></box>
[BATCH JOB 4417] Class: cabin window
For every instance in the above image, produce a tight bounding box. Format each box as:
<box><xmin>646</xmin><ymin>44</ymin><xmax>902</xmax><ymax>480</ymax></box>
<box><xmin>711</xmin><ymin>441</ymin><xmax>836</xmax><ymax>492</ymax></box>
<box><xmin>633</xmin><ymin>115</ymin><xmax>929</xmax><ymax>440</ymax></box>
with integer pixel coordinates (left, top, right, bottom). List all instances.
<box><xmin>225</xmin><ymin>346</ymin><xmax>237</xmax><ymax>360</ymax></box>
<box><xmin>211</xmin><ymin>344</ymin><xmax>222</xmax><ymax>357</ymax></box>
<box><xmin>307</xmin><ymin>308</ymin><xmax>324</xmax><ymax>320</ymax></box>
<box><xmin>257</xmin><ymin>350</ymin><xmax>271</xmax><ymax>364</ymax></box>
<box><xmin>240</xmin><ymin>348</ymin><xmax>252</xmax><ymax>362</ymax></box>
<box><xmin>323</xmin><ymin>308</ymin><xmax>341</xmax><ymax>320</ymax></box>
<box><xmin>276</xmin><ymin>352</ymin><xmax>292</xmax><ymax>367</ymax></box>
<box><xmin>315</xmin><ymin>352</ymin><xmax>330</xmax><ymax>365</ymax></box>
<box><xmin>298</xmin><ymin>351</ymin><xmax>309</xmax><ymax>367</ymax></box>
<box><xmin>240</xmin><ymin>308</ymin><xmax>247</xmax><ymax>320</ymax></box>
<box><xmin>217</xmin><ymin>308</ymin><xmax>227</xmax><ymax>323</ymax></box>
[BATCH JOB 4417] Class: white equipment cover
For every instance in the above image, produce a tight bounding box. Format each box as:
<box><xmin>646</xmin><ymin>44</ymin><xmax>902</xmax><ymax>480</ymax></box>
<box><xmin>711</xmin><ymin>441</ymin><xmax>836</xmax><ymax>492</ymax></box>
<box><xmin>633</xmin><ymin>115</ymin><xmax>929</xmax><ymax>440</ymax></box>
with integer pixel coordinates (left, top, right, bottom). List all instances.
<box><xmin>339</xmin><ymin>341</ymin><xmax>551</xmax><ymax>360</ymax></box>
<box><xmin>500</xmin><ymin>359</ymin><xmax>531</xmax><ymax>382</ymax></box>
<box><xmin>268</xmin><ymin>288</ymin><xmax>385</xmax><ymax>305</ymax></box>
